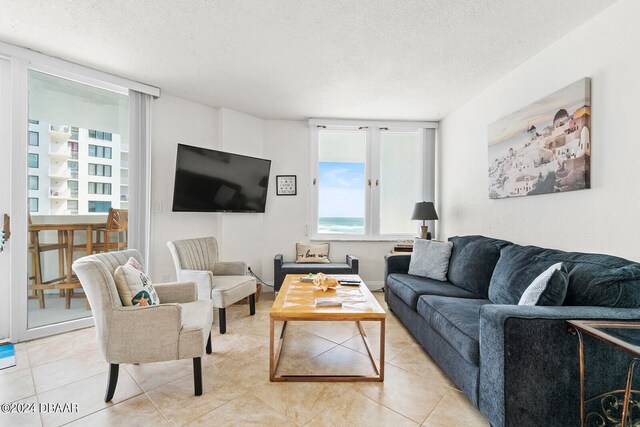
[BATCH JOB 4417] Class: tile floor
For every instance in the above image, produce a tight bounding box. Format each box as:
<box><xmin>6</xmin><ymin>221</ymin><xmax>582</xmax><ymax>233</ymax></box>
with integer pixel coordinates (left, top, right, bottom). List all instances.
<box><xmin>0</xmin><ymin>291</ymin><xmax>489</xmax><ymax>426</ymax></box>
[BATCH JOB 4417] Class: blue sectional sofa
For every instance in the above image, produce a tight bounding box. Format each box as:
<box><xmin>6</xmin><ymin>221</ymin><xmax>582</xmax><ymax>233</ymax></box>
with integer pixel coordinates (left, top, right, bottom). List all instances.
<box><xmin>384</xmin><ymin>235</ymin><xmax>640</xmax><ymax>427</ymax></box>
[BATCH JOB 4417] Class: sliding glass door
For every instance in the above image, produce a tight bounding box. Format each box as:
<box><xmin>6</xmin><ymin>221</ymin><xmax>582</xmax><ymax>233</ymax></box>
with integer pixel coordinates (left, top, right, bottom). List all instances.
<box><xmin>0</xmin><ymin>57</ymin><xmax>10</xmax><ymax>340</ymax></box>
<box><xmin>26</xmin><ymin>70</ymin><xmax>130</xmax><ymax>329</ymax></box>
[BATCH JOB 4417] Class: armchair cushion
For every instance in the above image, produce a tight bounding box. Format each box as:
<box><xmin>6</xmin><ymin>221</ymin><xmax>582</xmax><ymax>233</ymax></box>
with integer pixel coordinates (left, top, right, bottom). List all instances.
<box><xmin>210</xmin><ymin>276</ymin><xmax>257</xmax><ymax>308</ymax></box>
<box><xmin>177</xmin><ymin>269</ymin><xmax>215</xmax><ymax>301</ymax></box>
<box><xmin>114</xmin><ymin>262</ymin><xmax>160</xmax><ymax>306</ymax></box>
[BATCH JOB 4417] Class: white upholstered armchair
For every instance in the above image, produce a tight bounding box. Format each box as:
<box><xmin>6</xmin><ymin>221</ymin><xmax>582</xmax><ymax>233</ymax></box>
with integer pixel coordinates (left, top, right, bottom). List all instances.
<box><xmin>167</xmin><ymin>237</ymin><xmax>257</xmax><ymax>334</ymax></box>
<box><xmin>72</xmin><ymin>250</ymin><xmax>213</xmax><ymax>401</ymax></box>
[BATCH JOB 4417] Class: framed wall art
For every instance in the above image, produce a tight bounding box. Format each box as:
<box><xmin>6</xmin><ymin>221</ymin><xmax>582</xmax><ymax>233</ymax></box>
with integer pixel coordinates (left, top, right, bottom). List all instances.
<box><xmin>488</xmin><ymin>77</ymin><xmax>591</xmax><ymax>199</ymax></box>
<box><xmin>276</xmin><ymin>175</ymin><xmax>297</xmax><ymax>196</ymax></box>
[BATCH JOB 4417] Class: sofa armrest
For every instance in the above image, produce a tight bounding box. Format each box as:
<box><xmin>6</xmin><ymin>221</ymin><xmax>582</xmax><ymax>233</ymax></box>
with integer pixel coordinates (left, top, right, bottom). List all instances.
<box><xmin>346</xmin><ymin>255</ymin><xmax>359</xmax><ymax>274</ymax></box>
<box><xmin>213</xmin><ymin>261</ymin><xmax>246</xmax><ymax>276</ymax></box>
<box><xmin>154</xmin><ymin>281</ymin><xmax>197</xmax><ymax>304</ymax></box>
<box><xmin>274</xmin><ymin>254</ymin><xmax>284</xmax><ymax>292</ymax></box>
<box><xmin>107</xmin><ymin>304</ymin><xmax>182</xmax><ymax>363</ymax></box>
<box><xmin>479</xmin><ymin>304</ymin><xmax>640</xmax><ymax>427</ymax></box>
<box><xmin>177</xmin><ymin>269</ymin><xmax>214</xmax><ymax>300</ymax></box>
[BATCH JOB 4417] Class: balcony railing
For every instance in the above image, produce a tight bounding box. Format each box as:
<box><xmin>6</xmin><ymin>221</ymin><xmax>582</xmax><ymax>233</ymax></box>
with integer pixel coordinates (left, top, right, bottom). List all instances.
<box><xmin>48</xmin><ymin>144</ymin><xmax>71</xmax><ymax>158</ymax></box>
<box><xmin>49</xmin><ymin>188</ymin><xmax>70</xmax><ymax>199</ymax></box>
<box><xmin>120</xmin><ymin>194</ymin><xmax>128</xmax><ymax>202</ymax></box>
<box><xmin>49</xmin><ymin>124</ymin><xmax>70</xmax><ymax>133</ymax></box>
<box><xmin>71</xmin><ymin>150</ymin><xmax>78</xmax><ymax>160</ymax></box>
<box><xmin>48</xmin><ymin>167</ymin><xmax>70</xmax><ymax>179</ymax></box>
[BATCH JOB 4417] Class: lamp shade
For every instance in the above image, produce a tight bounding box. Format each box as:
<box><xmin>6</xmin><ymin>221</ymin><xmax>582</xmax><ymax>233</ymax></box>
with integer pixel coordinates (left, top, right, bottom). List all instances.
<box><xmin>411</xmin><ymin>202</ymin><xmax>438</xmax><ymax>221</ymax></box>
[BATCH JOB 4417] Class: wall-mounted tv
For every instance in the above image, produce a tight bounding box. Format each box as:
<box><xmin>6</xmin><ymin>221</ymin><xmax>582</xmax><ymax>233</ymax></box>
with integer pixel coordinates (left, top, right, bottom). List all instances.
<box><xmin>172</xmin><ymin>144</ymin><xmax>271</xmax><ymax>213</ymax></box>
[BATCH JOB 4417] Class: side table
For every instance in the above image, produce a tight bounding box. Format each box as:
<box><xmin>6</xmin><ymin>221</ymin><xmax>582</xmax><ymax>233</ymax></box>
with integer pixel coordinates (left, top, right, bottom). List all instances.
<box><xmin>567</xmin><ymin>320</ymin><xmax>640</xmax><ymax>427</ymax></box>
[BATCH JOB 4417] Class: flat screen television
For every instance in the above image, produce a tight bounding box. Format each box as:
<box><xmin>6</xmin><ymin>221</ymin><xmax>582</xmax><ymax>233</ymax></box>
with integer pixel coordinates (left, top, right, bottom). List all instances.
<box><xmin>172</xmin><ymin>144</ymin><xmax>271</xmax><ymax>213</ymax></box>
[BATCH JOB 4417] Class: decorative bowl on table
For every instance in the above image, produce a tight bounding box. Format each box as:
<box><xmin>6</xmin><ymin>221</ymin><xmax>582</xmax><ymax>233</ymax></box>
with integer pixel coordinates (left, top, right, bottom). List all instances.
<box><xmin>313</xmin><ymin>272</ymin><xmax>339</xmax><ymax>292</ymax></box>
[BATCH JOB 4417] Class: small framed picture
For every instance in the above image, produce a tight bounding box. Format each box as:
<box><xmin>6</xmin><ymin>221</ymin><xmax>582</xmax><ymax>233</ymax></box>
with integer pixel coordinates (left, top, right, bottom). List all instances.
<box><xmin>276</xmin><ymin>175</ymin><xmax>297</xmax><ymax>196</ymax></box>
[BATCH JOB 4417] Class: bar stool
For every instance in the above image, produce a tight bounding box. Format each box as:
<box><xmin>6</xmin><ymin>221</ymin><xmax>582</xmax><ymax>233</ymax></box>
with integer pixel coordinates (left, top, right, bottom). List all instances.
<box><xmin>28</xmin><ymin>215</ymin><xmax>68</xmax><ymax>309</ymax></box>
<box><xmin>92</xmin><ymin>208</ymin><xmax>128</xmax><ymax>253</ymax></box>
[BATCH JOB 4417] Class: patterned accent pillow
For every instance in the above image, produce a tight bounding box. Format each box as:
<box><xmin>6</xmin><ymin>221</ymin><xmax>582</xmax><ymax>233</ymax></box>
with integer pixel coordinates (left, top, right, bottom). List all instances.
<box><xmin>518</xmin><ymin>263</ymin><xmax>569</xmax><ymax>306</ymax></box>
<box><xmin>114</xmin><ymin>259</ymin><xmax>160</xmax><ymax>307</ymax></box>
<box><xmin>295</xmin><ymin>243</ymin><xmax>330</xmax><ymax>263</ymax></box>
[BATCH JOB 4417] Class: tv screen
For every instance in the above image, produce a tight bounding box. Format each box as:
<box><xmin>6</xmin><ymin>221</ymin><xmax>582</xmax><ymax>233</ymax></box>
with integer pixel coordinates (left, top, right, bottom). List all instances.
<box><xmin>172</xmin><ymin>144</ymin><xmax>271</xmax><ymax>213</ymax></box>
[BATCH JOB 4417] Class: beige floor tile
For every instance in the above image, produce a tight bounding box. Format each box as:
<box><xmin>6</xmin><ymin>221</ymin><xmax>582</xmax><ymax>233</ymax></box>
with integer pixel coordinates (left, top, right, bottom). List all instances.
<box><xmin>305</xmin><ymin>391</ymin><xmax>418</xmax><ymax>427</ymax></box>
<box><xmin>31</xmin><ymin>347</ymin><xmax>108</xmax><ymax>394</ymax></box>
<box><xmin>388</xmin><ymin>344</ymin><xmax>452</xmax><ymax>388</ymax></box>
<box><xmin>283</xmin><ymin>345</ymin><xmax>377</xmax><ymax>377</ymax></box>
<box><xmin>210</xmin><ymin>330</ymin><xmax>269</xmax><ymax>361</ymax></box>
<box><xmin>37</xmin><ymin>369</ymin><xmax>143</xmax><ymax>427</ymax></box>
<box><xmin>65</xmin><ymin>394</ymin><xmax>168</xmax><ymax>426</ymax></box>
<box><xmin>352</xmin><ymin>363</ymin><xmax>449</xmax><ymax>423</ymax></box>
<box><xmin>0</xmin><ymin>368</ymin><xmax>36</xmax><ymax>403</ymax></box>
<box><xmin>27</xmin><ymin>327</ymin><xmax>97</xmax><ymax>367</ymax></box>
<box><xmin>287</xmin><ymin>321</ymin><xmax>361</xmax><ymax>344</ymax></box>
<box><xmin>0</xmin><ymin>346</ymin><xmax>31</xmax><ymax>377</ymax></box>
<box><xmin>252</xmin><ymin>380</ymin><xmax>350</xmax><ymax>425</ymax></box>
<box><xmin>275</xmin><ymin>330</ymin><xmax>338</xmax><ymax>372</ymax></box>
<box><xmin>341</xmin><ymin>323</ymin><xmax>415</xmax><ymax>361</ymax></box>
<box><xmin>124</xmin><ymin>358</ymin><xmax>193</xmax><ymax>392</ymax></box>
<box><xmin>147</xmin><ymin>355</ymin><xmax>262</xmax><ymax>426</ymax></box>
<box><xmin>186</xmin><ymin>392</ymin><xmax>297</xmax><ymax>427</ymax></box>
<box><xmin>0</xmin><ymin>395</ymin><xmax>41</xmax><ymax>427</ymax></box>
<box><xmin>423</xmin><ymin>389</ymin><xmax>489</xmax><ymax>427</ymax></box>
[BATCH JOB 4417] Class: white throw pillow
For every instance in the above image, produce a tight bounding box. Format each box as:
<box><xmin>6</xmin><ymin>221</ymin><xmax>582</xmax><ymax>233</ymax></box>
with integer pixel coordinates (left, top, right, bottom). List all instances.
<box><xmin>518</xmin><ymin>262</ymin><xmax>568</xmax><ymax>306</ymax></box>
<box><xmin>408</xmin><ymin>240</ymin><xmax>453</xmax><ymax>281</ymax></box>
<box><xmin>296</xmin><ymin>243</ymin><xmax>330</xmax><ymax>263</ymax></box>
<box><xmin>114</xmin><ymin>258</ymin><xmax>160</xmax><ymax>306</ymax></box>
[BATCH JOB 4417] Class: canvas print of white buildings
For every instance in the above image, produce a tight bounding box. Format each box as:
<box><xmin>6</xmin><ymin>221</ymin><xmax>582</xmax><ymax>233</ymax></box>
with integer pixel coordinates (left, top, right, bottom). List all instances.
<box><xmin>488</xmin><ymin>78</ymin><xmax>591</xmax><ymax>199</ymax></box>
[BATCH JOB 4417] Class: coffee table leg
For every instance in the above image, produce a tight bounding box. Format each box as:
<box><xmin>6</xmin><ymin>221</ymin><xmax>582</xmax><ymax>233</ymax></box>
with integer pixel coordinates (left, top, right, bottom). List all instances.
<box><xmin>380</xmin><ymin>318</ymin><xmax>385</xmax><ymax>381</ymax></box>
<box><xmin>269</xmin><ymin>317</ymin><xmax>274</xmax><ymax>381</ymax></box>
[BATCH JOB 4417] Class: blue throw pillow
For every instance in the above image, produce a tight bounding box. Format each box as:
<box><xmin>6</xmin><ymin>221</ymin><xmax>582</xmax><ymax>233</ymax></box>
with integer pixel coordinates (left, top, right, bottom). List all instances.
<box><xmin>518</xmin><ymin>263</ymin><xmax>569</xmax><ymax>306</ymax></box>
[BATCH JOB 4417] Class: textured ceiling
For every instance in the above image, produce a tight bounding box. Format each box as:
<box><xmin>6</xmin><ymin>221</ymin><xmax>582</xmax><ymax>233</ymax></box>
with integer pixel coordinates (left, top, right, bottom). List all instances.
<box><xmin>0</xmin><ymin>0</ymin><xmax>616</xmax><ymax>120</ymax></box>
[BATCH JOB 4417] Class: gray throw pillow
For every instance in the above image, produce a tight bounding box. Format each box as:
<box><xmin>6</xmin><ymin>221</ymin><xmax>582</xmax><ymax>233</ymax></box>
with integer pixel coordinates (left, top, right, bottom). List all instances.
<box><xmin>408</xmin><ymin>240</ymin><xmax>453</xmax><ymax>281</ymax></box>
<box><xmin>518</xmin><ymin>262</ymin><xmax>569</xmax><ymax>306</ymax></box>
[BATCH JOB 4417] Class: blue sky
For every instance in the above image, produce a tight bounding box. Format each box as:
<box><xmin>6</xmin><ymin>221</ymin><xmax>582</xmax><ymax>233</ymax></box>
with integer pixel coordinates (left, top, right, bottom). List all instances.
<box><xmin>318</xmin><ymin>161</ymin><xmax>365</xmax><ymax>218</ymax></box>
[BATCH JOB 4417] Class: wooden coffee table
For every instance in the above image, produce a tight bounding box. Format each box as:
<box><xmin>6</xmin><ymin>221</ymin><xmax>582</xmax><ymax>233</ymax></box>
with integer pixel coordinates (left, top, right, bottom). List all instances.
<box><xmin>269</xmin><ymin>274</ymin><xmax>386</xmax><ymax>382</ymax></box>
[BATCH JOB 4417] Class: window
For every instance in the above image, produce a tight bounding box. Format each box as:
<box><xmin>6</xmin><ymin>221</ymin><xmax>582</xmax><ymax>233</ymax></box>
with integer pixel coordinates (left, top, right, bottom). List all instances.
<box><xmin>88</xmin><ymin>144</ymin><xmax>112</xmax><ymax>159</ymax></box>
<box><xmin>28</xmin><ymin>131</ymin><xmax>39</xmax><ymax>146</ymax></box>
<box><xmin>88</xmin><ymin>163</ymin><xmax>112</xmax><ymax>177</ymax></box>
<box><xmin>29</xmin><ymin>119</ymin><xmax>39</xmax><ymax>125</ymax></box>
<box><xmin>88</xmin><ymin>182</ymin><xmax>112</xmax><ymax>195</ymax></box>
<box><xmin>28</xmin><ymin>175</ymin><xmax>39</xmax><ymax>190</ymax></box>
<box><xmin>67</xmin><ymin>200</ymin><xmax>78</xmax><ymax>212</ymax></box>
<box><xmin>28</xmin><ymin>153</ymin><xmax>39</xmax><ymax>168</ymax></box>
<box><xmin>28</xmin><ymin>198</ymin><xmax>38</xmax><ymax>213</ymax></box>
<box><xmin>68</xmin><ymin>180</ymin><xmax>78</xmax><ymax>198</ymax></box>
<box><xmin>310</xmin><ymin>121</ymin><xmax>435</xmax><ymax>239</ymax></box>
<box><xmin>88</xmin><ymin>129</ymin><xmax>112</xmax><ymax>141</ymax></box>
<box><xmin>88</xmin><ymin>200</ymin><xmax>111</xmax><ymax>213</ymax></box>
<box><xmin>70</xmin><ymin>126</ymin><xmax>79</xmax><ymax>140</ymax></box>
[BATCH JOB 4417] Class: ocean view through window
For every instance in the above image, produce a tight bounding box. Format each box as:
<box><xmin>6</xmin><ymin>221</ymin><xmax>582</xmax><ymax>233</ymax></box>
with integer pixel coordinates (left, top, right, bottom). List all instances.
<box><xmin>311</xmin><ymin>120</ymin><xmax>436</xmax><ymax>240</ymax></box>
<box><xmin>317</xmin><ymin>130</ymin><xmax>366</xmax><ymax>235</ymax></box>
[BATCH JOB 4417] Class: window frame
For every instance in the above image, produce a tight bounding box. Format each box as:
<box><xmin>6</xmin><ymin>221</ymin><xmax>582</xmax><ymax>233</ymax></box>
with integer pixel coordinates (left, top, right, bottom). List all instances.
<box><xmin>28</xmin><ymin>130</ymin><xmax>38</xmax><ymax>146</ymax></box>
<box><xmin>28</xmin><ymin>175</ymin><xmax>38</xmax><ymax>190</ymax></box>
<box><xmin>28</xmin><ymin>153</ymin><xmax>39</xmax><ymax>168</ymax></box>
<box><xmin>309</xmin><ymin>119</ymin><xmax>437</xmax><ymax>241</ymax></box>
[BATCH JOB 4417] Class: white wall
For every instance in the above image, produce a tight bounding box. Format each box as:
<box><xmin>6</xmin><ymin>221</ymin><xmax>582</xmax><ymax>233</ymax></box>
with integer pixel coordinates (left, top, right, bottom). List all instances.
<box><xmin>149</xmin><ymin>94</ymin><xmax>221</xmax><ymax>279</ymax></box>
<box><xmin>438</xmin><ymin>0</ymin><xmax>640</xmax><ymax>261</ymax></box>
<box><xmin>149</xmin><ymin>101</ymin><xmax>394</xmax><ymax>289</ymax></box>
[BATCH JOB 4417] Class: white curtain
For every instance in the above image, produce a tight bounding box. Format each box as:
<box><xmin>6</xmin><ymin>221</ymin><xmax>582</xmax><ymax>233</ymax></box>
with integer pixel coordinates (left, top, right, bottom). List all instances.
<box><xmin>128</xmin><ymin>91</ymin><xmax>152</xmax><ymax>267</ymax></box>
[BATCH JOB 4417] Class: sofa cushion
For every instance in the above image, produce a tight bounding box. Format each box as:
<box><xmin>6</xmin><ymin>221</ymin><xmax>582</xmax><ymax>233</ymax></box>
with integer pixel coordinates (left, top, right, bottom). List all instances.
<box><xmin>417</xmin><ymin>295</ymin><xmax>491</xmax><ymax>365</ymax></box>
<box><xmin>408</xmin><ymin>239</ymin><xmax>453</xmax><ymax>281</ymax></box>
<box><xmin>518</xmin><ymin>263</ymin><xmax>569</xmax><ymax>306</ymax></box>
<box><xmin>387</xmin><ymin>273</ymin><xmax>479</xmax><ymax>309</ymax></box>
<box><xmin>490</xmin><ymin>243</ymin><xmax>640</xmax><ymax>307</ymax></box>
<box><xmin>447</xmin><ymin>236</ymin><xmax>509</xmax><ymax>298</ymax></box>
<box><xmin>281</xmin><ymin>262</ymin><xmax>353</xmax><ymax>274</ymax></box>
<box><xmin>489</xmin><ymin>246</ymin><xmax>559</xmax><ymax>304</ymax></box>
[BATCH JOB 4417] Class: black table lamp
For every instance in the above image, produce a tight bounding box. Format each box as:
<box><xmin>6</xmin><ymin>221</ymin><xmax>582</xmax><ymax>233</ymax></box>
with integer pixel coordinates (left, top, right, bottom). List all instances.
<box><xmin>411</xmin><ymin>201</ymin><xmax>438</xmax><ymax>240</ymax></box>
